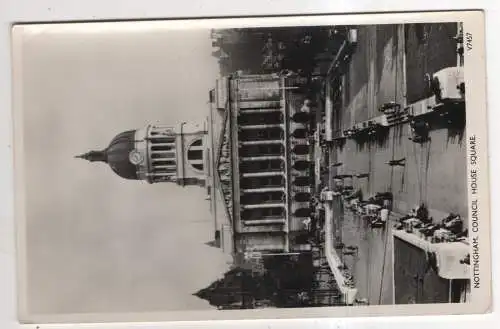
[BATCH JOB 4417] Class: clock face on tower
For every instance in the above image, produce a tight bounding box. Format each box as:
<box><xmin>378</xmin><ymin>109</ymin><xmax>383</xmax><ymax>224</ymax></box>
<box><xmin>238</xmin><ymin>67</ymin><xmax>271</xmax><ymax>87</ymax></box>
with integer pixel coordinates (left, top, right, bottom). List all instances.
<box><xmin>128</xmin><ymin>149</ymin><xmax>144</xmax><ymax>165</ymax></box>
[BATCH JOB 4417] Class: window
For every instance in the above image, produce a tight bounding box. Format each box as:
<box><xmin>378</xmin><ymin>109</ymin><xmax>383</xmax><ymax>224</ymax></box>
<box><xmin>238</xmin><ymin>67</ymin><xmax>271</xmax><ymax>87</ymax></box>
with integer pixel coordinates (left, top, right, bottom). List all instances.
<box><xmin>187</xmin><ymin>138</ymin><xmax>204</xmax><ymax>172</ymax></box>
<box><xmin>191</xmin><ymin>139</ymin><xmax>203</xmax><ymax>147</ymax></box>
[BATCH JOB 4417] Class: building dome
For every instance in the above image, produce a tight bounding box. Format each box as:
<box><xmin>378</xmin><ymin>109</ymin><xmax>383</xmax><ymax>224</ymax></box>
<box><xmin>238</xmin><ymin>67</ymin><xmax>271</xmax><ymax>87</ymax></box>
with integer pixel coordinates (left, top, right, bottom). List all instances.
<box><xmin>76</xmin><ymin>130</ymin><xmax>139</xmax><ymax>180</ymax></box>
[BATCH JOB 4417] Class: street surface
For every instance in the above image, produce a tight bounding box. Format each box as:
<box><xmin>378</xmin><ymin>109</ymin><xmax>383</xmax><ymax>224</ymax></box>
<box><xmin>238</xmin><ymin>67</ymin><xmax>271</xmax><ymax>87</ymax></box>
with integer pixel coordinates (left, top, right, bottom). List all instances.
<box><xmin>327</xmin><ymin>23</ymin><xmax>465</xmax><ymax>305</ymax></box>
<box><xmin>333</xmin><ymin>23</ymin><xmax>466</xmax><ymax>219</ymax></box>
<box><xmin>334</xmin><ymin>208</ymin><xmax>394</xmax><ymax>305</ymax></box>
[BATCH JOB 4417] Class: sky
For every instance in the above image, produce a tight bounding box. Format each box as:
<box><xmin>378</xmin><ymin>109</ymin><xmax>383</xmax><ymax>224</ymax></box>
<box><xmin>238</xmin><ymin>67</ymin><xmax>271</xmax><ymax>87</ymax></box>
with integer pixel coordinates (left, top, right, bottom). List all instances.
<box><xmin>18</xmin><ymin>23</ymin><xmax>232</xmax><ymax>315</ymax></box>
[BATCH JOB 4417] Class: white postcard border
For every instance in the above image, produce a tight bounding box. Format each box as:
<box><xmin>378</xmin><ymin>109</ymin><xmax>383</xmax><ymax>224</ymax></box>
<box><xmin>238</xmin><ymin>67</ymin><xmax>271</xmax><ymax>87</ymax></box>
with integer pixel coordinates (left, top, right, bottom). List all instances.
<box><xmin>11</xmin><ymin>10</ymin><xmax>491</xmax><ymax>324</ymax></box>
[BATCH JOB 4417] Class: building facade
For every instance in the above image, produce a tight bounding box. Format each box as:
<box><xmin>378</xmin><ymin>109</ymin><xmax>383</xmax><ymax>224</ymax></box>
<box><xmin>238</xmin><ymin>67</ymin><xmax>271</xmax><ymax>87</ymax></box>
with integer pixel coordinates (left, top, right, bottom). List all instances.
<box><xmin>205</xmin><ymin>73</ymin><xmax>317</xmax><ymax>257</ymax></box>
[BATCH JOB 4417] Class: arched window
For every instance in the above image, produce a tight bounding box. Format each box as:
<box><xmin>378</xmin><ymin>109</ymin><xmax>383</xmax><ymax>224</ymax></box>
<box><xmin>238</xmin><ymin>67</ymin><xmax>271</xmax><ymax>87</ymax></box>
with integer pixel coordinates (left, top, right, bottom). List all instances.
<box><xmin>187</xmin><ymin>138</ymin><xmax>204</xmax><ymax>172</ymax></box>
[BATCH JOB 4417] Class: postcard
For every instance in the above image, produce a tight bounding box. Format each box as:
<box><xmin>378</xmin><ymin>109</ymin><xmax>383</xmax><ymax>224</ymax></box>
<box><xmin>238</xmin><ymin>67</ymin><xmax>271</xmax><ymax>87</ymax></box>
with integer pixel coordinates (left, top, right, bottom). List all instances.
<box><xmin>11</xmin><ymin>10</ymin><xmax>491</xmax><ymax>323</ymax></box>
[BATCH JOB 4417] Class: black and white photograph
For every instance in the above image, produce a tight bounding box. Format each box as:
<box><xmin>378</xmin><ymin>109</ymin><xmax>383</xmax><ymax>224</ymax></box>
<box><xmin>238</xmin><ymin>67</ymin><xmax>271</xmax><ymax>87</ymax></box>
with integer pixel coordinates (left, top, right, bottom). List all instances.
<box><xmin>11</xmin><ymin>11</ymin><xmax>491</xmax><ymax>323</ymax></box>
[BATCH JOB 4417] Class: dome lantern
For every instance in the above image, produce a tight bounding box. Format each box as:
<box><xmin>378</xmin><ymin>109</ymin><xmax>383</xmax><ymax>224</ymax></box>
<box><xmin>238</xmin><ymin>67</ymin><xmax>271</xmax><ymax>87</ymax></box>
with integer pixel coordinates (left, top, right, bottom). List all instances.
<box><xmin>75</xmin><ymin>150</ymin><xmax>108</xmax><ymax>163</ymax></box>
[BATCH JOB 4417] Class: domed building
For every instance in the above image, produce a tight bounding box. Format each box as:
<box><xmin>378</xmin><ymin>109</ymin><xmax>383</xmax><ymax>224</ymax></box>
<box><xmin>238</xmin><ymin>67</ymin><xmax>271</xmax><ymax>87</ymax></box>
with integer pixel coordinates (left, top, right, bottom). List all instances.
<box><xmin>76</xmin><ymin>122</ymin><xmax>208</xmax><ymax>186</ymax></box>
<box><xmin>75</xmin><ymin>73</ymin><xmax>317</xmax><ymax>260</ymax></box>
